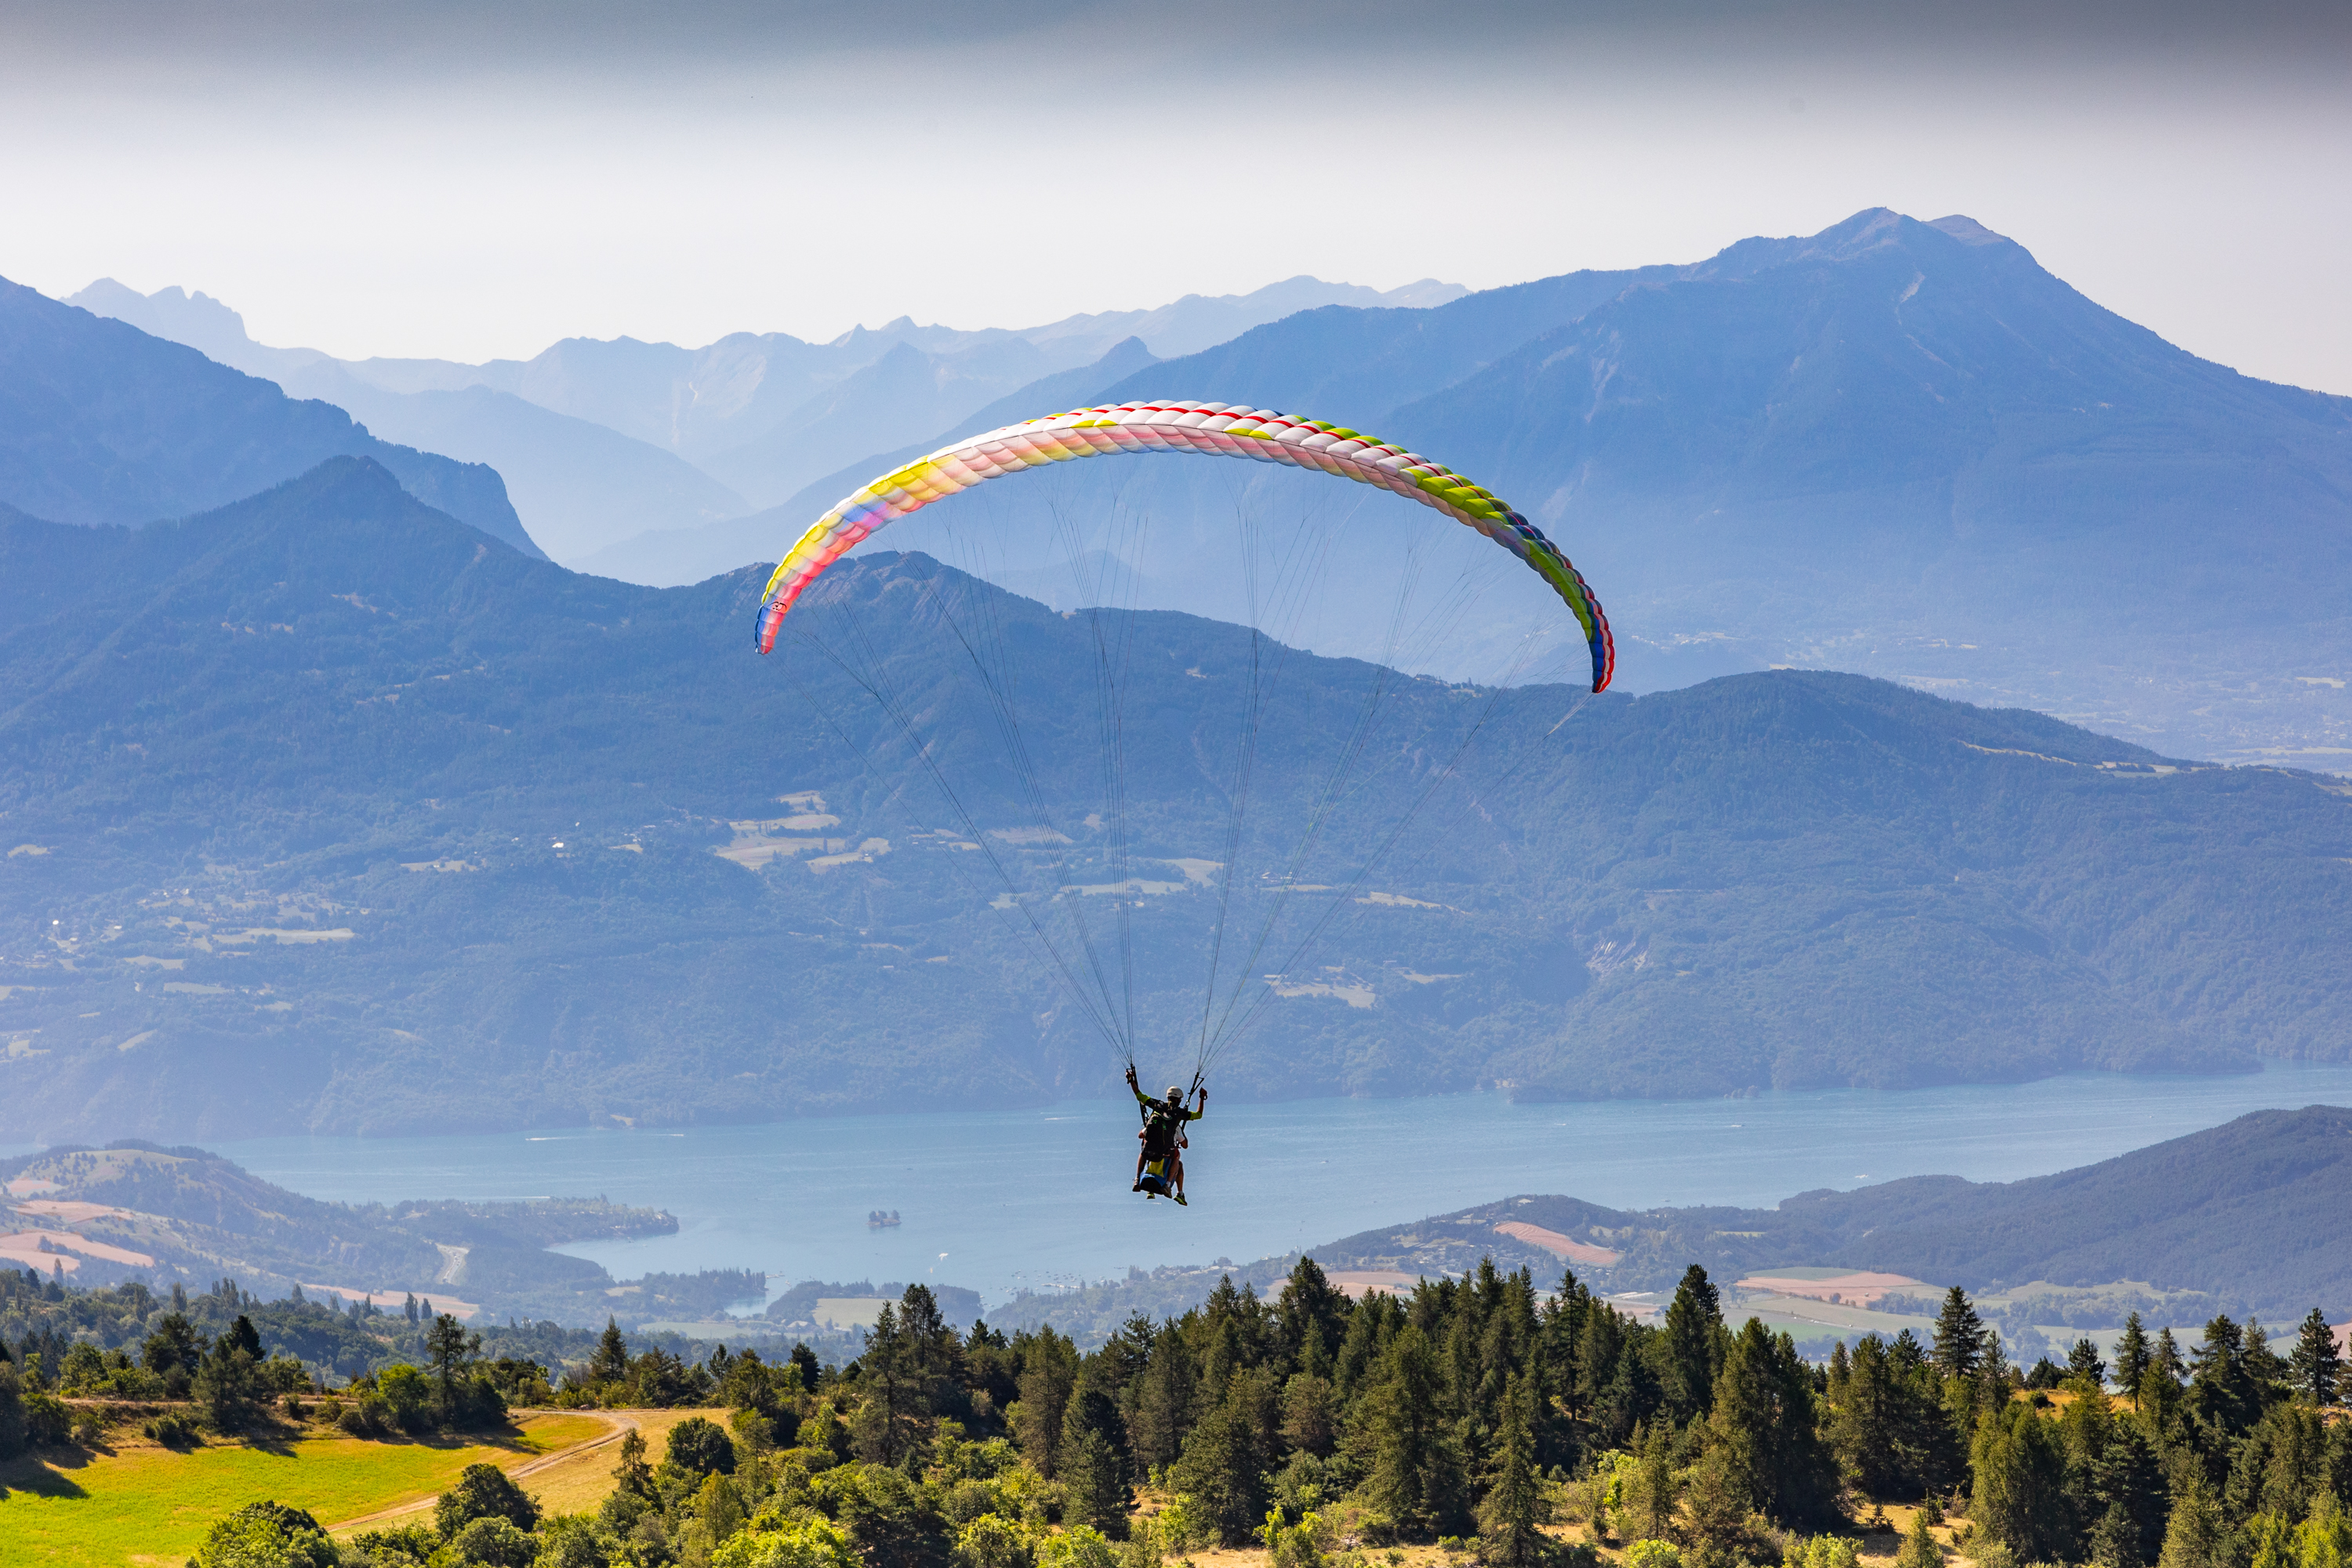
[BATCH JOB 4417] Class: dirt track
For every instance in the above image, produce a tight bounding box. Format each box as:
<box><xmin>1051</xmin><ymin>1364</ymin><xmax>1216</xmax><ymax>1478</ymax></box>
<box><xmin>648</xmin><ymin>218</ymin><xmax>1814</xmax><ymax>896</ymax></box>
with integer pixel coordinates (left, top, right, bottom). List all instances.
<box><xmin>327</xmin><ymin>1409</ymin><xmax>637</xmax><ymax>1533</ymax></box>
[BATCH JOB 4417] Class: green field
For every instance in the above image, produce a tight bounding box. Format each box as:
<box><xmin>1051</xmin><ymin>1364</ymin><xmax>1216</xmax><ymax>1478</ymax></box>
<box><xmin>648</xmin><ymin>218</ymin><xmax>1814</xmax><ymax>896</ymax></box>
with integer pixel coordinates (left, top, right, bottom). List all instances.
<box><xmin>0</xmin><ymin>1413</ymin><xmax>603</xmax><ymax>1567</ymax></box>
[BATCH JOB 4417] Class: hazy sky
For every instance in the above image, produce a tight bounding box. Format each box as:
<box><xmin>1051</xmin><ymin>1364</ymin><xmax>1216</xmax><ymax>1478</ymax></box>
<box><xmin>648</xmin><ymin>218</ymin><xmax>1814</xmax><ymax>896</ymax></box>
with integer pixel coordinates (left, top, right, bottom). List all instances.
<box><xmin>3</xmin><ymin>0</ymin><xmax>2346</xmax><ymax>389</ymax></box>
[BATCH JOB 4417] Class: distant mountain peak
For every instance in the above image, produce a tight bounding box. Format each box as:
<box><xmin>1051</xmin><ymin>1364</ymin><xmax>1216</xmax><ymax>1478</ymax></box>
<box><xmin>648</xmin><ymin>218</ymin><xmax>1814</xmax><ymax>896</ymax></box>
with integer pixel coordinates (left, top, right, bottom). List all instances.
<box><xmin>1926</xmin><ymin>213</ymin><xmax>2010</xmax><ymax>247</ymax></box>
<box><xmin>1694</xmin><ymin>207</ymin><xmax>2022</xmax><ymax>281</ymax></box>
<box><xmin>67</xmin><ymin>277</ymin><xmax>255</xmax><ymax>364</ymax></box>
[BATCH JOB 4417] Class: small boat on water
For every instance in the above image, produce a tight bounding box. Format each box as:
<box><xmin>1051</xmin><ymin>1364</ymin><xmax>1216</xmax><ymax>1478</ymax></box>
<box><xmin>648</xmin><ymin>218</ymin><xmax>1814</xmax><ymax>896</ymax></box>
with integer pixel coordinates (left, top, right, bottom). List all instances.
<box><xmin>866</xmin><ymin>1209</ymin><xmax>902</xmax><ymax>1228</ymax></box>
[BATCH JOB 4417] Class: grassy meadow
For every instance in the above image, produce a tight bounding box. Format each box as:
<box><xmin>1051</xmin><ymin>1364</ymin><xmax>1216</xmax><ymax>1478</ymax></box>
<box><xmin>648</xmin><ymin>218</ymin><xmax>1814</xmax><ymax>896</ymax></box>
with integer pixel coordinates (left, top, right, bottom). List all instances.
<box><xmin>0</xmin><ymin>1410</ymin><xmax>607</xmax><ymax>1567</ymax></box>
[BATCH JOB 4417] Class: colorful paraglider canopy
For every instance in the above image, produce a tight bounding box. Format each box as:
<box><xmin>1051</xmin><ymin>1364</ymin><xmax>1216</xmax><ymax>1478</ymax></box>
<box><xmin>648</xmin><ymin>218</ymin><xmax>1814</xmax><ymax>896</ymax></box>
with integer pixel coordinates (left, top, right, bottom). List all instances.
<box><xmin>753</xmin><ymin>401</ymin><xmax>1613</xmax><ymax>692</ymax></box>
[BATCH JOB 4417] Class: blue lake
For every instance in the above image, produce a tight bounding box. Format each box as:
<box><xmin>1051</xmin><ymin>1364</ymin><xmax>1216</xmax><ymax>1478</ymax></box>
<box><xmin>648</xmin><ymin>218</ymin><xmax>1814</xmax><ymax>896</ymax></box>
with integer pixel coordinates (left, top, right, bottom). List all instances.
<box><xmin>188</xmin><ymin>1063</ymin><xmax>2352</xmax><ymax>1314</ymax></box>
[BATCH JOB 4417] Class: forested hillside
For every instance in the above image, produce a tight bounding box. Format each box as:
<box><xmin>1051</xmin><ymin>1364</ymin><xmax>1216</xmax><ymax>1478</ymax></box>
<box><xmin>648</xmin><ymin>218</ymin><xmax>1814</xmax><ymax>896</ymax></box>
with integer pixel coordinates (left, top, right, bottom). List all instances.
<box><xmin>1</xmin><ymin>458</ymin><xmax>2347</xmax><ymax>1137</ymax></box>
<box><xmin>122</xmin><ymin>1255</ymin><xmax>2352</xmax><ymax>1568</ymax></box>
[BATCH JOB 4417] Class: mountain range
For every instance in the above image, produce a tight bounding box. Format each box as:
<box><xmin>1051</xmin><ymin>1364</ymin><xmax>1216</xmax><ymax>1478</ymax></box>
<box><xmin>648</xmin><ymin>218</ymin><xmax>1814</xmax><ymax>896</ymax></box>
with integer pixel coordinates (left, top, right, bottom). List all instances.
<box><xmin>1</xmin><ymin>456</ymin><xmax>2346</xmax><ymax>1140</ymax></box>
<box><xmin>67</xmin><ymin>273</ymin><xmax>1462</xmax><ymax>564</ymax></box>
<box><xmin>829</xmin><ymin>210</ymin><xmax>2352</xmax><ymax>765</ymax></box>
<box><xmin>48</xmin><ymin>211</ymin><xmax>2352</xmax><ymax>767</ymax></box>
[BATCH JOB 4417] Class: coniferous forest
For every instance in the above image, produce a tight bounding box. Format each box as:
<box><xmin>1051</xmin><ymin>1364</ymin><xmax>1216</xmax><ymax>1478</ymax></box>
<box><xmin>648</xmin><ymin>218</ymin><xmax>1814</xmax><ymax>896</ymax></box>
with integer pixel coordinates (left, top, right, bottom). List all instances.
<box><xmin>16</xmin><ymin>1253</ymin><xmax>2350</xmax><ymax>1568</ymax></box>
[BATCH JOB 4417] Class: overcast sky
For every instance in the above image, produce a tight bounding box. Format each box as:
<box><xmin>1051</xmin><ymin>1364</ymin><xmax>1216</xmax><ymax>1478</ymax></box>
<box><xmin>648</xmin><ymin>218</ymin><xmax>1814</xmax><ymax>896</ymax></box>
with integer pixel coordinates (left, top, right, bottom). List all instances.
<box><xmin>2</xmin><ymin>0</ymin><xmax>2346</xmax><ymax>389</ymax></box>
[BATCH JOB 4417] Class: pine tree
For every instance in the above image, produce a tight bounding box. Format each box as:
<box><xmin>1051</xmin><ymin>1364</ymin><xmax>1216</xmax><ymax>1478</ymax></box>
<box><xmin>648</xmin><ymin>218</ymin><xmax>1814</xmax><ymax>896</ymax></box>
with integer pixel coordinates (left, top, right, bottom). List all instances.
<box><xmin>2155</xmin><ymin>1473</ymin><xmax>2223</xmax><ymax>1568</ymax></box>
<box><xmin>1356</xmin><ymin>1324</ymin><xmax>1469</xmax><ymax>1539</ymax></box>
<box><xmin>1711</xmin><ymin>1318</ymin><xmax>1839</xmax><ymax>1525</ymax></box>
<box><xmin>2245</xmin><ymin>1317</ymin><xmax>2289</xmax><ymax>1390</ymax></box>
<box><xmin>1663</xmin><ymin>1264</ymin><xmax>1726</xmax><ymax>1426</ymax></box>
<box><xmin>1011</xmin><ymin>1325</ymin><xmax>1078</xmax><ymax>1475</ymax></box>
<box><xmin>1062</xmin><ymin>1423</ymin><xmax>1129</xmax><ymax>1538</ymax></box>
<box><xmin>1933</xmin><ymin>1288</ymin><xmax>1985</xmax><ymax>1381</ymax></box>
<box><xmin>2094</xmin><ymin>1421</ymin><xmax>2169</xmax><ymax>1568</ymax></box>
<box><xmin>2288</xmin><ymin>1308</ymin><xmax>2341</xmax><ymax>1407</ymax></box>
<box><xmin>1622</xmin><ymin>1419</ymin><xmax>1681</xmax><ymax>1541</ymax></box>
<box><xmin>1477</xmin><ymin>1374</ymin><xmax>1546</xmax><ymax>1566</ymax></box>
<box><xmin>2092</xmin><ymin>1503</ymin><xmax>2146</xmax><ymax>1568</ymax></box>
<box><xmin>1062</xmin><ymin>1364</ymin><xmax>1132</xmax><ymax>1529</ymax></box>
<box><xmin>2154</xmin><ymin>1329</ymin><xmax>2187</xmax><ymax>1385</ymax></box>
<box><xmin>590</xmin><ymin>1318</ymin><xmax>630</xmax><ymax>1385</ymax></box>
<box><xmin>2069</xmin><ymin>1338</ymin><xmax>2109</xmax><ymax>1388</ymax></box>
<box><xmin>1971</xmin><ymin>1399</ymin><xmax>2074</xmax><ymax>1563</ymax></box>
<box><xmin>1894</xmin><ymin>1509</ymin><xmax>1947</xmax><ymax>1568</ymax></box>
<box><xmin>1171</xmin><ymin>1380</ymin><xmax>1272</xmax><ymax>1546</ymax></box>
<box><xmin>2187</xmin><ymin>1316</ymin><xmax>2254</xmax><ymax>1438</ymax></box>
<box><xmin>1129</xmin><ymin>1320</ymin><xmax>1198</xmax><ymax>1473</ymax></box>
<box><xmin>612</xmin><ymin>1428</ymin><xmax>654</xmax><ymax>1497</ymax></box>
<box><xmin>2115</xmin><ymin>1316</ymin><xmax>2151</xmax><ymax>1405</ymax></box>
<box><xmin>425</xmin><ymin>1313</ymin><xmax>478</xmax><ymax>1424</ymax></box>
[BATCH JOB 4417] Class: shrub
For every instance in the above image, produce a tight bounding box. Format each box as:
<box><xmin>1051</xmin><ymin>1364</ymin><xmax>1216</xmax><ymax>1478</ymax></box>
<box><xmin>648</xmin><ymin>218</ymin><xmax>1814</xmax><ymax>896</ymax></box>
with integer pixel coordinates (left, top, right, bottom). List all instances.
<box><xmin>377</xmin><ymin>1363</ymin><xmax>432</xmax><ymax>1431</ymax></box>
<box><xmin>1262</xmin><ymin>1508</ymin><xmax>1334</xmax><ymax>1568</ymax></box>
<box><xmin>69</xmin><ymin>1406</ymin><xmax>107</xmax><ymax>1447</ymax></box>
<box><xmin>60</xmin><ymin>1341</ymin><xmax>108</xmax><ymax>1391</ymax></box>
<box><xmin>264</xmin><ymin>1355</ymin><xmax>314</xmax><ymax>1395</ymax></box>
<box><xmin>435</xmin><ymin>1461</ymin><xmax>543</xmax><ymax>1538</ymax></box>
<box><xmin>146</xmin><ymin>1410</ymin><xmax>199</xmax><ymax>1447</ymax></box>
<box><xmin>351</xmin><ymin>1523</ymin><xmax>440</xmax><ymax>1562</ymax></box>
<box><xmin>713</xmin><ymin>1514</ymin><xmax>859</xmax><ymax>1568</ymax></box>
<box><xmin>734</xmin><ymin>1408</ymin><xmax>779</xmax><ymax>1454</ymax></box>
<box><xmin>103</xmin><ymin>1365</ymin><xmax>168</xmax><ymax>1400</ymax></box>
<box><xmin>958</xmin><ymin>1515</ymin><xmax>1040</xmax><ymax>1568</ymax></box>
<box><xmin>448</xmin><ymin>1515</ymin><xmax>537</xmax><ymax>1567</ymax></box>
<box><xmin>22</xmin><ymin>1390</ymin><xmax>71</xmax><ymax>1447</ymax></box>
<box><xmin>668</xmin><ymin>1415</ymin><xmax>739</xmax><ymax>1478</ymax></box>
<box><xmin>1039</xmin><ymin>1526</ymin><xmax>1120</xmax><ymax>1568</ymax></box>
<box><xmin>535</xmin><ymin>1514</ymin><xmax>612</xmax><ymax>1568</ymax></box>
<box><xmin>188</xmin><ymin>1501</ymin><xmax>338</xmax><ymax>1568</ymax></box>
<box><xmin>1152</xmin><ymin>1494</ymin><xmax>1214</xmax><ymax>1554</ymax></box>
<box><xmin>1627</xmin><ymin>1542</ymin><xmax>1685</xmax><ymax>1568</ymax></box>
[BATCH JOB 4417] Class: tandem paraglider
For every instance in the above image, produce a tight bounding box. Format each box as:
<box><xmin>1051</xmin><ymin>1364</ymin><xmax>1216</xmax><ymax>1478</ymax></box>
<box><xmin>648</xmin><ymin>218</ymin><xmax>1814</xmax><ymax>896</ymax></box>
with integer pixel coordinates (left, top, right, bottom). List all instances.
<box><xmin>749</xmin><ymin>399</ymin><xmax>1615</xmax><ymax>1210</ymax></box>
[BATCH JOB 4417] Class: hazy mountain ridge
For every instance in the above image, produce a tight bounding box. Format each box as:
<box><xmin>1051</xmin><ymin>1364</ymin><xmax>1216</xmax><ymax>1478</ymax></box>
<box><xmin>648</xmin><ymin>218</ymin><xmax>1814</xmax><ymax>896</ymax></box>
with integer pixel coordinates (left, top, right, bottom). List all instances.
<box><xmin>0</xmin><ymin>278</ymin><xmax>544</xmax><ymax>559</ymax></box>
<box><xmin>67</xmin><ymin>274</ymin><xmax>1459</xmax><ymax>561</ymax></box>
<box><xmin>1</xmin><ymin>459</ymin><xmax>2346</xmax><ymax>1139</ymax></box>
<box><xmin>838</xmin><ymin>211</ymin><xmax>2352</xmax><ymax>764</ymax></box>
<box><xmin>994</xmin><ymin>1106</ymin><xmax>2352</xmax><ymax>1343</ymax></box>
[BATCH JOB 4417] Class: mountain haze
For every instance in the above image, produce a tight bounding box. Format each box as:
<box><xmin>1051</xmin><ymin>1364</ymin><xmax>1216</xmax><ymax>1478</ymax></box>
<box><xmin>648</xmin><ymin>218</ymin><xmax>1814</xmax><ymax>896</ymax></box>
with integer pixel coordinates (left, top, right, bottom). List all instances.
<box><xmin>2</xmin><ymin>459</ymin><xmax>2346</xmax><ymax>1140</ymax></box>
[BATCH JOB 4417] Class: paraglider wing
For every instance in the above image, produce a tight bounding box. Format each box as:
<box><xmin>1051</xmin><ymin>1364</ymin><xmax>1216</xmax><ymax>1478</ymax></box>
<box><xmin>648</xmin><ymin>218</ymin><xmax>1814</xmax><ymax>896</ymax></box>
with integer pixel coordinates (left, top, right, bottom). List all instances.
<box><xmin>753</xmin><ymin>401</ymin><xmax>1614</xmax><ymax>691</ymax></box>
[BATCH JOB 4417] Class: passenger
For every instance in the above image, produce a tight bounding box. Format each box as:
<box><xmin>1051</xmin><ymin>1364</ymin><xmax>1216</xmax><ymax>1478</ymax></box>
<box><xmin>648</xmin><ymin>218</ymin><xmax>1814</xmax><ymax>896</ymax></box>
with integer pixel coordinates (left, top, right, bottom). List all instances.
<box><xmin>1127</xmin><ymin>1065</ymin><xmax>1205</xmax><ymax>1205</ymax></box>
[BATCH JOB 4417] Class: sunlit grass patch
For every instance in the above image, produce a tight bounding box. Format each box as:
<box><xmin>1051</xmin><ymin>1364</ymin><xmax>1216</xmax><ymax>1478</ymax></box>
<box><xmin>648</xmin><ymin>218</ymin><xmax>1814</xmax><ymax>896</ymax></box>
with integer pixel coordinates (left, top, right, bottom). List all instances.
<box><xmin>0</xmin><ymin>1412</ymin><xmax>596</xmax><ymax>1568</ymax></box>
